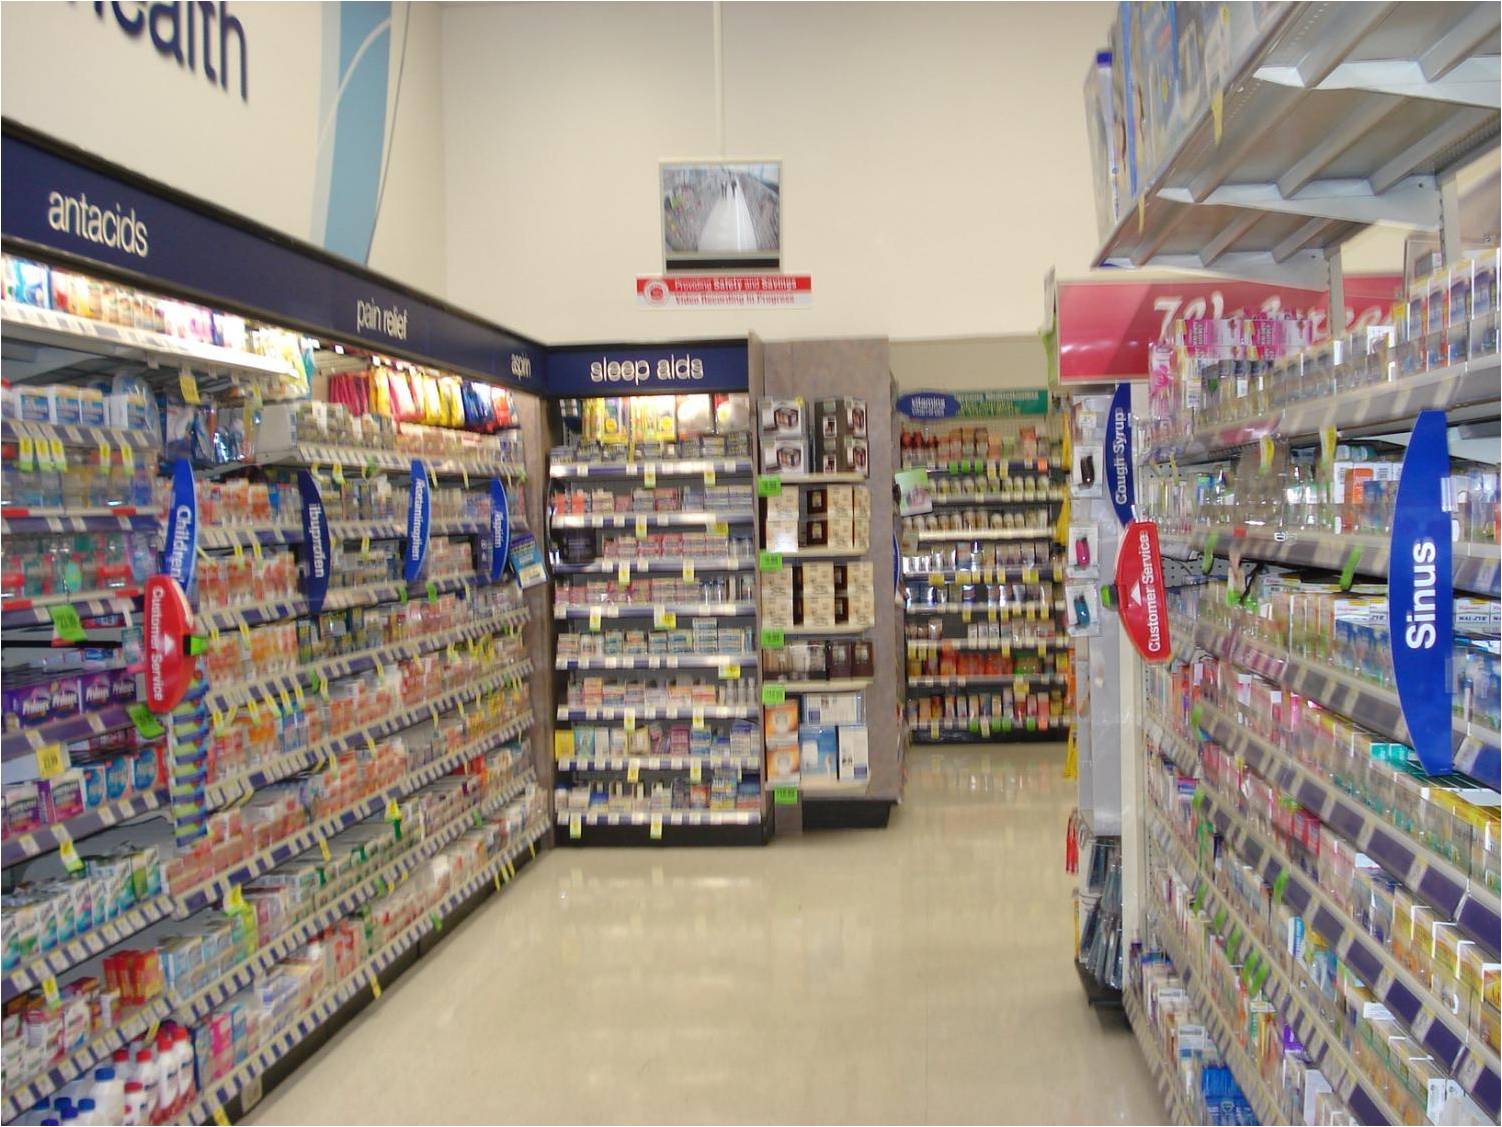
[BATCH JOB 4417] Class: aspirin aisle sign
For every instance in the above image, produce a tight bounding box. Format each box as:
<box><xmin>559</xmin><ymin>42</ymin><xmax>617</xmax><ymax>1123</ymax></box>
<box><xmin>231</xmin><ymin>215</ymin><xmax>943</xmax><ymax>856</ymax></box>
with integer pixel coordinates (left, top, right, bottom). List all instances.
<box><xmin>546</xmin><ymin>341</ymin><xmax>750</xmax><ymax>395</ymax></box>
<box><xmin>1388</xmin><ymin>410</ymin><xmax>1454</xmax><ymax>776</ymax></box>
<box><xmin>1104</xmin><ymin>382</ymin><xmax>1135</xmax><ymax>527</ymax></box>
<box><xmin>637</xmin><ymin>275</ymin><xmax>812</xmax><ymax>309</ymax></box>
<box><xmin>1115</xmin><ymin>520</ymin><xmax>1172</xmax><ymax>664</ymax></box>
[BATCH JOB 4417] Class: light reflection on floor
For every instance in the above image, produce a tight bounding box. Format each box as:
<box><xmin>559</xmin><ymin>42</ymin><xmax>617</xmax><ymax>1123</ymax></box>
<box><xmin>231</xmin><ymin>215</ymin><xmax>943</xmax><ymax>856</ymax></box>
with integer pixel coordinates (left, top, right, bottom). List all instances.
<box><xmin>249</xmin><ymin>743</ymin><xmax>1163</xmax><ymax>1125</ymax></box>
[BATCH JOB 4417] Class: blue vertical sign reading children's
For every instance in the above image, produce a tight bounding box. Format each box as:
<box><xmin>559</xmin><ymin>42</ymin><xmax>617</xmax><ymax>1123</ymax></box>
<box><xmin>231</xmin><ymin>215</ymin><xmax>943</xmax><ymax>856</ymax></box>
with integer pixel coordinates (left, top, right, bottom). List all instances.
<box><xmin>297</xmin><ymin>471</ymin><xmax>332</xmax><ymax>614</ymax></box>
<box><xmin>163</xmin><ymin>459</ymin><xmax>198</xmax><ymax>593</ymax></box>
<box><xmin>489</xmin><ymin>479</ymin><xmax>511</xmax><ymax>582</ymax></box>
<box><xmin>1104</xmin><ymin>382</ymin><xmax>1135</xmax><ymax>527</ymax></box>
<box><xmin>405</xmin><ymin>461</ymin><xmax>431</xmax><ymax>582</ymax></box>
<box><xmin>1388</xmin><ymin>411</ymin><xmax>1454</xmax><ymax>775</ymax></box>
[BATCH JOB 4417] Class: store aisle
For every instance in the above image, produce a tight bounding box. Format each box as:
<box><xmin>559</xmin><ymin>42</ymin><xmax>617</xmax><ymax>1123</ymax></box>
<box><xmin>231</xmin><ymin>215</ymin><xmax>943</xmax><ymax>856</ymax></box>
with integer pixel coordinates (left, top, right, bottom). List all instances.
<box><xmin>247</xmin><ymin>744</ymin><xmax>1162</xmax><ymax>1125</ymax></box>
<box><xmin>697</xmin><ymin>183</ymin><xmax>757</xmax><ymax>251</ymax></box>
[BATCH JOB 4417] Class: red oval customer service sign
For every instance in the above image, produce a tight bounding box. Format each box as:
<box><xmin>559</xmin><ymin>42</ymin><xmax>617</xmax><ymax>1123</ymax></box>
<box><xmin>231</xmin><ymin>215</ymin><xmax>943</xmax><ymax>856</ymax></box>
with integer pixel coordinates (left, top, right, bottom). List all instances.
<box><xmin>1115</xmin><ymin>521</ymin><xmax>1172</xmax><ymax>664</ymax></box>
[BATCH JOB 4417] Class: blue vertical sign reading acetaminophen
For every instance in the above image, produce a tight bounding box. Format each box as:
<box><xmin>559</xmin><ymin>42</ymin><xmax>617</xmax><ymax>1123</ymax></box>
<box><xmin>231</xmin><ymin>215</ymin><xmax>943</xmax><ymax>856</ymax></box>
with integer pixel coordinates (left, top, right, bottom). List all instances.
<box><xmin>1105</xmin><ymin>382</ymin><xmax>1135</xmax><ymax>527</ymax></box>
<box><xmin>163</xmin><ymin>459</ymin><xmax>198</xmax><ymax>594</ymax></box>
<box><xmin>1388</xmin><ymin>410</ymin><xmax>1454</xmax><ymax>775</ymax></box>
<box><xmin>489</xmin><ymin>478</ymin><xmax>511</xmax><ymax>582</ymax></box>
<box><xmin>405</xmin><ymin>461</ymin><xmax>431</xmax><ymax>582</ymax></box>
<box><xmin>297</xmin><ymin>471</ymin><xmax>332</xmax><ymax>614</ymax></box>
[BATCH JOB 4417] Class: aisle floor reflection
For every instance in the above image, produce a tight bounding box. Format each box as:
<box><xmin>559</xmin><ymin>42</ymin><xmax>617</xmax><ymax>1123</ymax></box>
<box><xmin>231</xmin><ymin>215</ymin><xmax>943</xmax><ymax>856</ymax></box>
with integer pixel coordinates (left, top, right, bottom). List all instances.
<box><xmin>249</xmin><ymin>743</ymin><xmax>1164</xmax><ymax>1125</ymax></box>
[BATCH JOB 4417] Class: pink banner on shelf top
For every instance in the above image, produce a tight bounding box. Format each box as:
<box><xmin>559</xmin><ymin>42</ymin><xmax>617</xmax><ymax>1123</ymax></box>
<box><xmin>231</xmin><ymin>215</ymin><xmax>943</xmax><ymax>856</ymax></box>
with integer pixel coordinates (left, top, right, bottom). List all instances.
<box><xmin>1054</xmin><ymin>274</ymin><xmax>1404</xmax><ymax>382</ymax></box>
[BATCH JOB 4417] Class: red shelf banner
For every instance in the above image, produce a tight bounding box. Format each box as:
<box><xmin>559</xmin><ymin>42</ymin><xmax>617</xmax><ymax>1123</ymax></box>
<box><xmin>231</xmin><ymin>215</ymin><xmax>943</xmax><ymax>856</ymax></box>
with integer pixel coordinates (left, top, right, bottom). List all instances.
<box><xmin>637</xmin><ymin>274</ymin><xmax>812</xmax><ymax>309</ymax></box>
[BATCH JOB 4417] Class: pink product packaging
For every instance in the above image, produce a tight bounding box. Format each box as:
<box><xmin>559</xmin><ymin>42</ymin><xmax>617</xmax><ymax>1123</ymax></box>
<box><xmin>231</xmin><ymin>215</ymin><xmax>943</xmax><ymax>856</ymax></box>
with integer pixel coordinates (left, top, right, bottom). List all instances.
<box><xmin>40</xmin><ymin>770</ymin><xmax>87</xmax><ymax>823</ymax></box>
<box><xmin>3</xmin><ymin>781</ymin><xmax>44</xmax><ymax>836</ymax></box>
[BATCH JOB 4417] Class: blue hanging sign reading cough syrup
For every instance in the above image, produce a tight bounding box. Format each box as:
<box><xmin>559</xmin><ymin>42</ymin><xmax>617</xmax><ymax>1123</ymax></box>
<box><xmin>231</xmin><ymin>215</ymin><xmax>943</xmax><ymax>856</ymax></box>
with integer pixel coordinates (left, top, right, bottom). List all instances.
<box><xmin>297</xmin><ymin>470</ymin><xmax>331</xmax><ymax>614</ymax></box>
<box><xmin>489</xmin><ymin>478</ymin><xmax>511</xmax><ymax>582</ymax></box>
<box><xmin>1105</xmin><ymin>382</ymin><xmax>1135</xmax><ymax>527</ymax></box>
<box><xmin>405</xmin><ymin>461</ymin><xmax>432</xmax><ymax>583</ymax></box>
<box><xmin>162</xmin><ymin>458</ymin><xmax>198</xmax><ymax>593</ymax></box>
<box><xmin>1388</xmin><ymin>410</ymin><xmax>1454</xmax><ymax>776</ymax></box>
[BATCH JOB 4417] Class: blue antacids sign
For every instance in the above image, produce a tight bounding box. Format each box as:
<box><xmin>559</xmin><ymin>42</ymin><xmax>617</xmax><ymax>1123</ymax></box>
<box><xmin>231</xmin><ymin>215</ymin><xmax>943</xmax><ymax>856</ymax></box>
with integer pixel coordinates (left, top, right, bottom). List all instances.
<box><xmin>89</xmin><ymin>1</ymin><xmax>250</xmax><ymax>101</ymax></box>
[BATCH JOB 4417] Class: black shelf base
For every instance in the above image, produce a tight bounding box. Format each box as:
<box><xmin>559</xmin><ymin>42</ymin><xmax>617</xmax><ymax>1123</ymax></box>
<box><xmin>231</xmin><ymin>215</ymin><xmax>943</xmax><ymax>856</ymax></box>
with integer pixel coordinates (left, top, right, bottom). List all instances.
<box><xmin>801</xmin><ymin>797</ymin><xmax>894</xmax><ymax>829</ymax></box>
<box><xmin>1073</xmin><ymin>959</ymin><xmax>1124</xmax><ymax>1009</ymax></box>
<box><xmin>556</xmin><ymin>820</ymin><xmax>769</xmax><ymax>847</ymax></box>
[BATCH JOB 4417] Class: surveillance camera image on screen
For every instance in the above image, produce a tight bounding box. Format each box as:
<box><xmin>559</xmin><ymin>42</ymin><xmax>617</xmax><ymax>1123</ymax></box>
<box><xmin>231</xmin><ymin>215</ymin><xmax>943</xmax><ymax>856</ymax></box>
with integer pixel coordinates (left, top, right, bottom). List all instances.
<box><xmin>661</xmin><ymin>161</ymin><xmax>780</xmax><ymax>268</ymax></box>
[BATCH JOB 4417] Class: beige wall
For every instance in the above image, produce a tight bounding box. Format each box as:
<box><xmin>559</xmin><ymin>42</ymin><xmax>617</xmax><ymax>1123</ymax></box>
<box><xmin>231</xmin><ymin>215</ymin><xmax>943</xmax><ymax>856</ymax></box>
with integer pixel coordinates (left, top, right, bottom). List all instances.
<box><xmin>889</xmin><ymin>334</ymin><xmax>1048</xmax><ymax>392</ymax></box>
<box><xmin>442</xmin><ymin>1</ymin><xmax>1124</xmax><ymax>343</ymax></box>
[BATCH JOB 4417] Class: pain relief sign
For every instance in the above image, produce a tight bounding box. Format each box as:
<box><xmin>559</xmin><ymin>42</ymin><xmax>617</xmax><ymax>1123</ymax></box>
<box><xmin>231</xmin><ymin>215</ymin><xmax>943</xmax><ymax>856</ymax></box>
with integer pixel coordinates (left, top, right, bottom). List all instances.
<box><xmin>1115</xmin><ymin>521</ymin><xmax>1172</xmax><ymax>664</ymax></box>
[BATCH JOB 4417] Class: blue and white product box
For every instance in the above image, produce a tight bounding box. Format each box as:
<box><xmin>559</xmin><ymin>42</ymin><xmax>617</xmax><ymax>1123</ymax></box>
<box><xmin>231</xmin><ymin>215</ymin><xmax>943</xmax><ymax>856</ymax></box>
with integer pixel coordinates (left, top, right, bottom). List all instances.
<box><xmin>837</xmin><ymin>726</ymin><xmax>869</xmax><ymax>782</ymax></box>
<box><xmin>798</xmin><ymin>725</ymin><xmax>839</xmax><ymax>781</ymax></box>
<box><xmin>801</xmin><ymin>693</ymin><xmax>864</xmax><ymax>727</ymax></box>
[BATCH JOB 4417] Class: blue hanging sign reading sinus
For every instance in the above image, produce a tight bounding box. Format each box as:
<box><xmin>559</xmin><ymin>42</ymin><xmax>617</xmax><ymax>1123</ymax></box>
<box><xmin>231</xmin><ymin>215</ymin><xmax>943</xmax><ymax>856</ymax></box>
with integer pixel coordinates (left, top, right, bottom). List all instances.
<box><xmin>162</xmin><ymin>459</ymin><xmax>198</xmax><ymax>593</ymax></box>
<box><xmin>489</xmin><ymin>478</ymin><xmax>511</xmax><ymax>582</ymax></box>
<box><xmin>297</xmin><ymin>470</ymin><xmax>332</xmax><ymax>614</ymax></box>
<box><xmin>405</xmin><ymin>461</ymin><xmax>432</xmax><ymax>583</ymax></box>
<box><xmin>1388</xmin><ymin>410</ymin><xmax>1453</xmax><ymax>775</ymax></box>
<box><xmin>1105</xmin><ymin>382</ymin><xmax>1135</xmax><ymax>527</ymax></box>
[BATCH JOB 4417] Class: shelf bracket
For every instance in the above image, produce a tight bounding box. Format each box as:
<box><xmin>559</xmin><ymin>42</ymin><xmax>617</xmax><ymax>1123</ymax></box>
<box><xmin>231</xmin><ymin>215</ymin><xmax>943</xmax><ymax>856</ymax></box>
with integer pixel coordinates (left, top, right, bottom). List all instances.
<box><xmin>1254</xmin><ymin>56</ymin><xmax>1501</xmax><ymax>108</ymax></box>
<box><xmin>1163</xmin><ymin>176</ymin><xmax>1440</xmax><ymax>228</ymax></box>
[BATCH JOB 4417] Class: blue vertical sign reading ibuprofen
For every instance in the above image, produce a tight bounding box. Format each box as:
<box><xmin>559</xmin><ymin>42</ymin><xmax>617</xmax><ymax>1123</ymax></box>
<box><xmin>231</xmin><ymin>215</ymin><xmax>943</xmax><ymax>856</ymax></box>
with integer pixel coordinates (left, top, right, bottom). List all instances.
<box><xmin>1104</xmin><ymin>382</ymin><xmax>1134</xmax><ymax>527</ymax></box>
<box><xmin>405</xmin><ymin>461</ymin><xmax>431</xmax><ymax>582</ymax></box>
<box><xmin>163</xmin><ymin>459</ymin><xmax>198</xmax><ymax>594</ymax></box>
<box><xmin>297</xmin><ymin>471</ymin><xmax>332</xmax><ymax>614</ymax></box>
<box><xmin>489</xmin><ymin>478</ymin><xmax>511</xmax><ymax>582</ymax></box>
<box><xmin>1388</xmin><ymin>410</ymin><xmax>1453</xmax><ymax>775</ymax></box>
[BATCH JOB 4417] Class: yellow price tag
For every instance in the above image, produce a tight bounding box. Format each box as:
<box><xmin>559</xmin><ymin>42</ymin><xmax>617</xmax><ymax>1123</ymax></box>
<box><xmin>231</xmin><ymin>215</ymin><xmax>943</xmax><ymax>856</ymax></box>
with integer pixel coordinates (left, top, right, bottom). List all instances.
<box><xmin>711</xmin><ymin>521</ymin><xmax>728</xmax><ymax>537</ymax></box>
<box><xmin>962</xmin><ymin>607</ymin><xmax>972</xmax><ymax>624</ymax></box>
<box><xmin>682</xmin><ymin>560</ymin><xmax>695</xmax><ymax>582</ymax></box>
<box><xmin>692</xmin><ymin>707</ymin><xmax>706</xmax><ymax>730</ymax></box>
<box><xmin>1013</xmin><ymin>676</ymin><xmax>1027</xmax><ymax>697</ymax></box>
<box><xmin>361</xmin><ymin>535</ymin><xmax>371</xmax><ymax>558</ymax></box>
<box><xmin>617</xmin><ymin>561</ymin><xmax>631</xmax><ymax>585</ymax></box>
<box><xmin>41</xmin><ymin>975</ymin><xmax>61</xmax><ymax>1009</ymax></box>
<box><xmin>929</xmin><ymin>719</ymin><xmax>940</xmax><ymax>741</ymax></box>
<box><xmin>49</xmin><ymin>438</ymin><xmax>66</xmax><ymax>471</ymax></box>
<box><xmin>987</xmin><ymin>608</ymin><xmax>998</xmax><ymax>623</ymax></box>
<box><xmin>928</xmin><ymin>572</ymin><xmax>944</xmax><ymax>587</ymax></box>
<box><xmin>97</xmin><ymin>437</ymin><xmax>112</xmax><ymax>470</ymax></box>
<box><xmin>224</xmin><ymin>883</ymin><xmax>246</xmax><ymax>912</ymax></box>
<box><xmin>635</xmin><ymin>515</ymin><xmax>648</xmax><ymax>539</ymax></box>
<box><xmin>718</xmin><ymin>662</ymin><xmax>740</xmax><ymax>680</ymax></box>
<box><xmin>703</xmin><ymin>468</ymin><xmax>716</xmax><ymax>487</ymax></box>
<box><xmin>16</xmin><ymin>435</ymin><xmax>34</xmax><ymax>472</ymax></box>
<box><xmin>1259</xmin><ymin>435</ymin><xmax>1275</xmax><ymax>474</ymax></box>
<box><xmin>56</xmin><ymin>826</ymin><xmax>83</xmax><ymax>873</ymax></box>
<box><xmin>570</xmin><ymin>814</ymin><xmax>583</xmax><ymax>839</ymax></box>
<box><xmin>689</xmin><ymin>762</ymin><xmax>702</xmax><ymax>783</ymax></box>
<box><xmin>1211</xmin><ymin>89</ymin><xmax>1225</xmax><ymax>144</ymax></box>
<box><xmin>623</xmin><ymin>708</ymin><xmax>636</xmax><ymax>732</ymax></box>
<box><xmin>179</xmin><ymin>367</ymin><xmax>202</xmax><ymax>404</ymax></box>
<box><xmin>1320</xmin><ymin>424</ymin><xmax>1337</xmax><ymax>467</ymax></box>
<box><xmin>643</xmin><ymin>465</ymin><xmax>657</xmax><ymax>489</ymax></box>
<box><xmin>650</xmin><ymin>814</ymin><xmax>664</xmax><ymax>840</ymax></box>
<box><xmin>332</xmin><ymin>462</ymin><xmax>345</xmax><ymax>486</ymax></box>
<box><xmin>626</xmin><ymin>761</ymin><xmax>640</xmax><ymax>783</ymax></box>
<box><xmin>319</xmin><ymin>836</ymin><xmax>331</xmax><ymax>862</ymax></box>
<box><xmin>371</xmin><ymin>976</ymin><xmax>382</xmax><ymax>999</ymax></box>
<box><xmin>653</xmin><ymin>606</ymin><xmax>676</xmax><ymax>630</ymax></box>
<box><xmin>35</xmin><ymin>742</ymin><xmax>67</xmax><ymax>779</ymax></box>
<box><xmin>211</xmin><ymin>1105</ymin><xmax>230</xmax><ymax>1127</ymax></box>
<box><xmin>364</xmin><ymin>732</ymin><xmax>377</xmax><ymax>754</ymax></box>
<box><xmin>120</xmin><ymin>442</ymin><xmax>136</xmax><ymax>473</ymax></box>
<box><xmin>588</xmin><ymin>606</ymin><xmax>602</xmax><ymax>632</ymax></box>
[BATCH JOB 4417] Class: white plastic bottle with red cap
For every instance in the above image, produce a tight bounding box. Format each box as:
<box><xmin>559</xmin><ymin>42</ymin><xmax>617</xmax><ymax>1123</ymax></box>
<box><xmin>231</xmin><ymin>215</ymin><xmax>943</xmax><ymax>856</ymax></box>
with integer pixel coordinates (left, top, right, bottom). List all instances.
<box><xmin>171</xmin><ymin>1027</ymin><xmax>196</xmax><ymax>1116</ymax></box>
<box><xmin>130</xmin><ymin>1047</ymin><xmax>158</xmax><ymax>1125</ymax></box>
<box><xmin>155</xmin><ymin>1031</ymin><xmax>180</xmax><ymax>1120</ymax></box>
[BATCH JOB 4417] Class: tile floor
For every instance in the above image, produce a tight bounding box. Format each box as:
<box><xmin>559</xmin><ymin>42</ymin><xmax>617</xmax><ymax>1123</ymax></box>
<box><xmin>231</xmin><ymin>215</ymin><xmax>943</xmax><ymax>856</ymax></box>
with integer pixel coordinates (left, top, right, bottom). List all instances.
<box><xmin>247</xmin><ymin>743</ymin><xmax>1163</xmax><ymax>1125</ymax></box>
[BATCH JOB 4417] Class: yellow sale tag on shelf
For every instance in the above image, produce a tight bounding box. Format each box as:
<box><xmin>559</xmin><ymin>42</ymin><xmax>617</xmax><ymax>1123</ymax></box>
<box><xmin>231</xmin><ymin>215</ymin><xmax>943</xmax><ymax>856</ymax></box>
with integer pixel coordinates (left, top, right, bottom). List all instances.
<box><xmin>928</xmin><ymin>571</ymin><xmax>944</xmax><ymax>587</ymax></box>
<box><xmin>179</xmin><ymin>367</ymin><xmax>202</xmax><ymax>404</ymax></box>
<box><xmin>703</xmin><ymin>468</ymin><xmax>715</xmax><ymax>487</ymax></box>
<box><xmin>987</xmin><ymin>608</ymin><xmax>998</xmax><ymax>623</ymax></box>
<box><xmin>1211</xmin><ymin>89</ymin><xmax>1225</xmax><ymax>144</ymax></box>
<box><xmin>961</xmin><ymin>607</ymin><xmax>972</xmax><ymax>623</ymax></box>
<box><xmin>589</xmin><ymin>606</ymin><xmax>602</xmax><ymax>632</ymax></box>
<box><xmin>653</xmin><ymin>606</ymin><xmax>676</xmax><ymax>630</ymax></box>
<box><xmin>1137</xmin><ymin>194</ymin><xmax>1146</xmax><ymax>233</ymax></box>
<box><xmin>97</xmin><ymin>437</ymin><xmax>112</xmax><ymax>469</ymax></box>
<box><xmin>319</xmin><ymin>837</ymin><xmax>332</xmax><ymax>862</ymax></box>
<box><xmin>692</xmin><ymin>707</ymin><xmax>706</xmax><ymax>730</ymax></box>
<box><xmin>1320</xmin><ymin>424</ymin><xmax>1337</xmax><ymax>467</ymax></box>
<box><xmin>617</xmin><ymin>561</ymin><xmax>631</xmax><ymax>585</ymax></box>
<box><xmin>370</xmin><ymin>976</ymin><xmax>382</xmax><ymax>1000</ymax></box>
<box><xmin>719</xmin><ymin>662</ymin><xmax>740</xmax><ymax>680</ymax></box>
<box><xmin>119</xmin><ymin>442</ymin><xmax>135</xmax><ymax>472</ymax></box>
<box><xmin>681</xmin><ymin>560</ymin><xmax>695</xmax><ymax>582</ymax></box>
<box><xmin>41</xmin><ymin>975</ymin><xmax>61</xmax><ymax>1009</ymax></box>
<box><xmin>1013</xmin><ymin>677</ymin><xmax>1028</xmax><ymax>697</ymax></box>
<box><xmin>929</xmin><ymin>719</ymin><xmax>940</xmax><ymax>740</ymax></box>
<box><xmin>710</xmin><ymin>521</ymin><xmax>728</xmax><ymax>537</ymax></box>
<box><xmin>332</xmin><ymin>462</ymin><xmax>345</xmax><ymax>486</ymax></box>
<box><xmin>1259</xmin><ymin>436</ymin><xmax>1275</xmax><ymax>473</ymax></box>
<box><xmin>57</xmin><ymin>832</ymin><xmax>83</xmax><ymax>874</ymax></box>
<box><xmin>689</xmin><ymin>762</ymin><xmax>702</xmax><ymax>783</ymax></box>
<box><xmin>650</xmin><ymin>814</ymin><xmax>664</xmax><ymax>840</ymax></box>
<box><xmin>643</xmin><ymin>465</ymin><xmax>656</xmax><ymax>489</ymax></box>
<box><xmin>626</xmin><ymin>761</ymin><xmax>640</xmax><ymax>783</ymax></box>
<box><xmin>210</xmin><ymin>1105</ymin><xmax>230</xmax><ymax>1127</ymax></box>
<box><xmin>50</xmin><ymin>438</ymin><xmax>67</xmax><ymax>471</ymax></box>
<box><xmin>570</xmin><ymin>814</ymin><xmax>583</xmax><ymax>839</ymax></box>
<box><xmin>361</xmin><ymin>535</ymin><xmax>371</xmax><ymax>558</ymax></box>
<box><xmin>15</xmin><ymin>434</ymin><xmax>34</xmax><ymax>471</ymax></box>
<box><xmin>634</xmin><ymin>516</ymin><xmax>648</xmax><ymax>539</ymax></box>
<box><xmin>35</xmin><ymin>742</ymin><xmax>68</xmax><ymax>779</ymax></box>
<box><xmin>224</xmin><ymin>884</ymin><xmax>246</xmax><ymax>912</ymax></box>
<box><xmin>623</xmin><ymin>708</ymin><xmax>636</xmax><ymax>732</ymax></box>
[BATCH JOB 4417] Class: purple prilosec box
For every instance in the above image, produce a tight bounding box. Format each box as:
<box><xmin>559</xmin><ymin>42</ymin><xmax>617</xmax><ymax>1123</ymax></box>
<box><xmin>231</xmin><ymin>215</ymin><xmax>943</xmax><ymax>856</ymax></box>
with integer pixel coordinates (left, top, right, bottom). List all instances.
<box><xmin>2</xmin><ymin>680</ymin><xmax>56</xmax><ymax>730</ymax></box>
